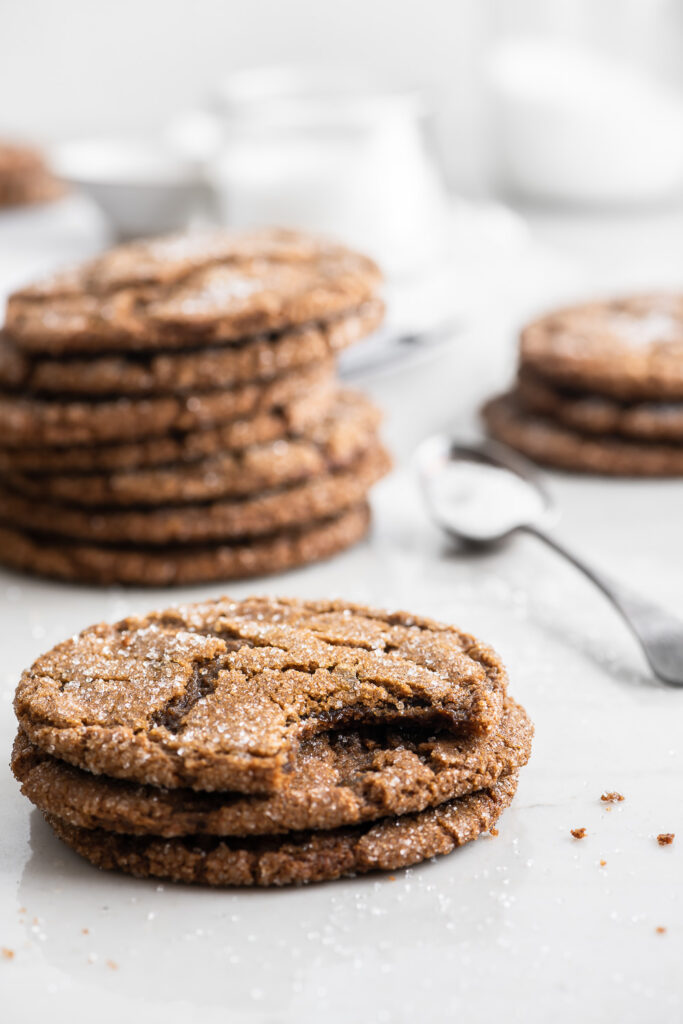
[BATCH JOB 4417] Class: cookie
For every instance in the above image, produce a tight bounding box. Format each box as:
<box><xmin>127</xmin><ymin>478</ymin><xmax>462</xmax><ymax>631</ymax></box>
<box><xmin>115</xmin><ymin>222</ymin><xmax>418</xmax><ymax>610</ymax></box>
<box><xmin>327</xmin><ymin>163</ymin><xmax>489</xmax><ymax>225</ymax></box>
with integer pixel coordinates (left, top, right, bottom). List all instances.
<box><xmin>14</xmin><ymin>597</ymin><xmax>510</xmax><ymax>793</ymax></box>
<box><xmin>0</xmin><ymin>359</ymin><xmax>334</xmax><ymax>447</ymax></box>
<box><xmin>13</xmin><ymin>698</ymin><xmax>531</xmax><ymax>836</ymax></box>
<box><xmin>0</xmin><ymin>503</ymin><xmax>371</xmax><ymax>586</ymax></box>
<box><xmin>483</xmin><ymin>392</ymin><xmax>683</xmax><ymax>476</ymax></box>
<box><xmin>0</xmin><ymin>441</ymin><xmax>389</xmax><ymax>543</ymax></box>
<box><xmin>517</xmin><ymin>367</ymin><xmax>683</xmax><ymax>441</ymax></box>
<box><xmin>5</xmin><ymin>228</ymin><xmax>382</xmax><ymax>355</ymax></box>
<box><xmin>0</xmin><ymin>143</ymin><xmax>63</xmax><ymax>208</ymax></box>
<box><xmin>0</xmin><ymin>387</ymin><xmax>332</xmax><ymax>475</ymax></box>
<box><xmin>42</xmin><ymin>774</ymin><xmax>518</xmax><ymax>886</ymax></box>
<box><xmin>520</xmin><ymin>294</ymin><xmax>683</xmax><ymax>401</ymax></box>
<box><xmin>0</xmin><ymin>301</ymin><xmax>383</xmax><ymax>396</ymax></box>
<box><xmin>4</xmin><ymin>392</ymin><xmax>382</xmax><ymax>507</ymax></box>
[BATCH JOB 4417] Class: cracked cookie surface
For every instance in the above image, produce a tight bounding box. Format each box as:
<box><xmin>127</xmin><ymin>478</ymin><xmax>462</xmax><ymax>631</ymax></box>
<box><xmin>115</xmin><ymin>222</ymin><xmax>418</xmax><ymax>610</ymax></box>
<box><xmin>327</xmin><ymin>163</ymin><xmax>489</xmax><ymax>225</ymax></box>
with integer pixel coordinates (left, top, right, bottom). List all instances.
<box><xmin>14</xmin><ymin>597</ymin><xmax>509</xmax><ymax>793</ymax></box>
<box><xmin>6</xmin><ymin>227</ymin><xmax>382</xmax><ymax>355</ymax></box>
<box><xmin>520</xmin><ymin>294</ymin><xmax>683</xmax><ymax>400</ymax></box>
<box><xmin>42</xmin><ymin>774</ymin><xmax>518</xmax><ymax>886</ymax></box>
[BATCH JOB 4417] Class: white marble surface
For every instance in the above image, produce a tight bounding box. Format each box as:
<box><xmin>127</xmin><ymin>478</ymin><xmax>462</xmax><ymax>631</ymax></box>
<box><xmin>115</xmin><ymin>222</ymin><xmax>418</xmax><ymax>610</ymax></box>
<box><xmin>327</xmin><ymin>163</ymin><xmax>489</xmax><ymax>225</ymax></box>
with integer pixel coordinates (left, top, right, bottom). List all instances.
<box><xmin>1</xmin><ymin>200</ymin><xmax>683</xmax><ymax>1023</ymax></box>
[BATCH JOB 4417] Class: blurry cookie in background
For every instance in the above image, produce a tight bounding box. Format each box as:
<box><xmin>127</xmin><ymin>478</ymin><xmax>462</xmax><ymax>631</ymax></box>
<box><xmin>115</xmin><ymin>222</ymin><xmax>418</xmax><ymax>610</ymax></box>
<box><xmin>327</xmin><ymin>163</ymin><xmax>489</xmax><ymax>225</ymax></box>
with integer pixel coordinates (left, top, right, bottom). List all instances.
<box><xmin>0</xmin><ymin>142</ymin><xmax>64</xmax><ymax>209</ymax></box>
<box><xmin>483</xmin><ymin>294</ymin><xmax>683</xmax><ymax>476</ymax></box>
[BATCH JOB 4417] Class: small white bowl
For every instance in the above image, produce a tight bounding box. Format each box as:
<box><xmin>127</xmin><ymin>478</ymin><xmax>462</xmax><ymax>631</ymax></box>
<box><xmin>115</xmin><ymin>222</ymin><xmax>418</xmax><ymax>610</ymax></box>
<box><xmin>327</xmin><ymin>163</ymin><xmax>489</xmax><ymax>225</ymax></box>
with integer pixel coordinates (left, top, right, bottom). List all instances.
<box><xmin>48</xmin><ymin>138</ymin><xmax>211</xmax><ymax>239</ymax></box>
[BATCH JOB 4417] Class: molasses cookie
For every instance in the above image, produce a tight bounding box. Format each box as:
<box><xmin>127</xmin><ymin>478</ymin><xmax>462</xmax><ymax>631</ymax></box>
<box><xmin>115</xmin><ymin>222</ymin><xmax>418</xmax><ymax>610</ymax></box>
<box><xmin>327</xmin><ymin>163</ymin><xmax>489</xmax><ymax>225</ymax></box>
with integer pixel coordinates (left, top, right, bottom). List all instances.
<box><xmin>42</xmin><ymin>774</ymin><xmax>518</xmax><ymax>886</ymax></box>
<box><xmin>0</xmin><ymin>142</ymin><xmax>63</xmax><ymax>208</ymax></box>
<box><xmin>14</xmin><ymin>597</ymin><xmax>510</xmax><ymax>793</ymax></box>
<box><xmin>0</xmin><ymin>301</ymin><xmax>384</xmax><ymax>396</ymax></box>
<box><xmin>6</xmin><ymin>228</ymin><xmax>382</xmax><ymax>355</ymax></box>
<box><xmin>0</xmin><ymin>386</ymin><xmax>332</xmax><ymax>475</ymax></box>
<box><xmin>0</xmin><ymin>442</ymin><xmax>390</xmax><ymax>543</ymax></box>
<box><xmin>0</xmin><ymin>359</ymin><xmax>334</xmax><ymax>447</ymax></box>
<box><xmin>12</xmin><ymin>698</ymin><xmax>531</xmax><ymax>836</ymax></box>
<box><xmin>517</xmin><ymin>367</ymin><xmax>683</xmax><ymax>441</ymax></box>
<box><xmin>0</xmin><ymin>503</ymin><xmax>371</xmax><ymax>586</ymax></box>
<box><xmin>520</xmin><ymin>294</ymin><xmax>683</xmax><ymax>401</ymax></box>
<box><xmin>483</xmin><ymin>392</ymin><xmax>683</xmax><ymax>476</ymax></box>
<box><xmin>4</xmin><ymin>392</ymin><xmax>382</xmax><ymax>506</ymax></box>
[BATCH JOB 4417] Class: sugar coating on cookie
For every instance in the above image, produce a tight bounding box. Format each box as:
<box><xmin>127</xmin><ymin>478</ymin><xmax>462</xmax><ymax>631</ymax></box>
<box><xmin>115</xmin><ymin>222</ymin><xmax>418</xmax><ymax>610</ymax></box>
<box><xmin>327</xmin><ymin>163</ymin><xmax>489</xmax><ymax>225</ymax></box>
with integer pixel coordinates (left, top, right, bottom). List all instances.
<box><xmin>6</xmin><ymin>227</ymin><xmax>383</xmax><ymax>355</ymax></box>
<box><xmin>521</xmin><ymin>294</ymin><xmax>683</xmax><ymax>400</ymax></box>
<box><xmin>15</xmin><ymin>597</ymin><xmax>510</xmax><ymax>793</ymax></box>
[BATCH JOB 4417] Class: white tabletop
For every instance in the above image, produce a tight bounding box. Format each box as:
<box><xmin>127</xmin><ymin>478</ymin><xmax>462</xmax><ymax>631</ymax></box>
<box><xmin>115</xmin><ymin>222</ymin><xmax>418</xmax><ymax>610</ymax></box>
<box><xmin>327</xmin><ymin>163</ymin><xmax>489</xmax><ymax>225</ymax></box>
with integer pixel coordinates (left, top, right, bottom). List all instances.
<box><xmin>1</xmin><ymin>198</ymin><xmax>682</xmax><ymax>1024</ymax></box>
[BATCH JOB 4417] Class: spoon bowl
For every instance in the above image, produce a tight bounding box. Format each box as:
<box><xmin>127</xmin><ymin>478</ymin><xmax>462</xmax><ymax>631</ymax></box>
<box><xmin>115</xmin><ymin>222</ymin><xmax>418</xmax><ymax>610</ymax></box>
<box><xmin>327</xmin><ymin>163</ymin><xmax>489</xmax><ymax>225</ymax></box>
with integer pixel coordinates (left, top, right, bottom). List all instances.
<box><xmin>415</xmin><ymin>433</ymin><xmax>683</xmax><ymax>686</ymax></box>
<box><xmin>415</xmin><ymin>434</ymin><xmax>554</xmax><ymax>546</ymax></box>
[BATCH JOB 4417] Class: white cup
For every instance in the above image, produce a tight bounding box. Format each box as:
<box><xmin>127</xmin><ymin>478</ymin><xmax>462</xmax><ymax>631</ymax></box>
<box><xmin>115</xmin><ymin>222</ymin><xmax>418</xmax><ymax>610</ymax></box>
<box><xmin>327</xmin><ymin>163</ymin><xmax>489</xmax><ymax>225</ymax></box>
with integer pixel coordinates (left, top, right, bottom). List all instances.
<box><xmin>201</xmin><ymin>67</ymin><xmax>450</xmax><ymax>276</ymax></box>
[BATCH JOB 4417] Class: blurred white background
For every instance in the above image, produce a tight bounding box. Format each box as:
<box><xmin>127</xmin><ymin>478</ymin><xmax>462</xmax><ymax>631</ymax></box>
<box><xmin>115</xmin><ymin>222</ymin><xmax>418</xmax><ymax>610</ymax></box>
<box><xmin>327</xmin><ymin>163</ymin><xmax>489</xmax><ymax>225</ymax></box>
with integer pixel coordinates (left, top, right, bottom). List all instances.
<box><xmin>1</xmin><ymin>0</ymin><xmax>682</xmax><ymax>196</ymax></box>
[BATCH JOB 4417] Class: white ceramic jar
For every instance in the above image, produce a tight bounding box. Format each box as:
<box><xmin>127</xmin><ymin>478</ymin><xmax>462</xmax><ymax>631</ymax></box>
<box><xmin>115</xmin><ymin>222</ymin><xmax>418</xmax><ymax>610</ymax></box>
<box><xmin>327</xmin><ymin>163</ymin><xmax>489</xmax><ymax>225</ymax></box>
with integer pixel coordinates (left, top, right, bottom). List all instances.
<box><xmin>204</xmin><ymin>67</ymin><xmax>450</xmax><ymax>276</ymax></box>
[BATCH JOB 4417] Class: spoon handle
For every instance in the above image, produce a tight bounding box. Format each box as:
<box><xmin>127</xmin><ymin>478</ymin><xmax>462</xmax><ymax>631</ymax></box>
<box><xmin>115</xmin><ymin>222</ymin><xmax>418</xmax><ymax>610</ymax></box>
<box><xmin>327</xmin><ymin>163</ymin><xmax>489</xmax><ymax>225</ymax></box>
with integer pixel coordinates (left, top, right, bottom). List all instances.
<box><xmin>523</xmin><ymin>524</ymin><xmax>683</xmax><ymax>685</ymax></box>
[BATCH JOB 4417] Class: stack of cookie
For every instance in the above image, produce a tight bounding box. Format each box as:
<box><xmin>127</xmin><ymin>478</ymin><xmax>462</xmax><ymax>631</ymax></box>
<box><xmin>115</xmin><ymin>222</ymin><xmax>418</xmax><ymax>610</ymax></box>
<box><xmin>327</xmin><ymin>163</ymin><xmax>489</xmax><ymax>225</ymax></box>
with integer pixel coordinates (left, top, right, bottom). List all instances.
<box><xmin>12</xmin><ymin>597</ymin><xmax>533</xmax><ymax>887</ymax></box>
<box><xmin>0</xmin><ymin>228</ymin><xmax>391</xmax><ymax>584</ymax></box>
<box><xmin>0</xmin><ymin>142</ymin><xmax>63</xmax><ymax>208</ymax></box>
<box><xmin>483</xmin><ymin>294</ymin><xmax>683</xmax><ymax>475</ymax></box>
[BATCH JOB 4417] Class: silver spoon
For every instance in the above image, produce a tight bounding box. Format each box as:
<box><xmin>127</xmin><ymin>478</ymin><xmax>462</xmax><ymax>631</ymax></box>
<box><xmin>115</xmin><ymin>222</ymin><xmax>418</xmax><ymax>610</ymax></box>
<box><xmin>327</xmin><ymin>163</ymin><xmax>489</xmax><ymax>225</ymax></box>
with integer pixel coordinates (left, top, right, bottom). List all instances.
<box><xmin>415</xmin><ymin>434</ymin><xmax>683</xmax><ymax>686</ymax></box>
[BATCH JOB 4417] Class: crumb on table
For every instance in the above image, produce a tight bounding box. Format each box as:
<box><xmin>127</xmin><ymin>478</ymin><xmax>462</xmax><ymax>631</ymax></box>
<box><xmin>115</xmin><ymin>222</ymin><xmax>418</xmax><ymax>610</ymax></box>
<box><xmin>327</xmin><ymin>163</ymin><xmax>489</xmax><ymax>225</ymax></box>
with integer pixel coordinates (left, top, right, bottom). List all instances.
<box><xmin>571</xmin><ymin>827</ymin><xmax>587</xmax><ymax>840</ymax></box>
<box><xmin>601</xmin><ymin>792</ymin><xmax>624</xmax><ymax>803</ymax></box>
<box><xmin>1</xmin><ymin>948</ymin><xmax>14</xmax><ymax>961</ymax></box>
<box><xmin>599</xmin><ymin>859</ymin><xmax>607</xmax><ymax>867</ymax></box>
<box><xmin>489</xmin><ymin>827</ymin><xmax>499</xmax><ymax>837</ymax></box>
<box><xmin>655</xmin><ymin>926</ymin><xmax>667</xmax><ymax>935</ymax></box>
<box><xmin>657</xmin><ymin>833</ymin><xmax>675</xmax><ymax>846</ymax></box>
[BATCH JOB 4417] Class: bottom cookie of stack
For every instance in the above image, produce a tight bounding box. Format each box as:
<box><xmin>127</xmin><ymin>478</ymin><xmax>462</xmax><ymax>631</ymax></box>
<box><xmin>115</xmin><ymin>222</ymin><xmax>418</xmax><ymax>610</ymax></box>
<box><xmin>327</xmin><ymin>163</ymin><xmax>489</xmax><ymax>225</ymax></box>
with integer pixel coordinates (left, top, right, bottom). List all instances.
<box><xmin>43</xmin><ymin>778</ymin><xmax>518</xmax><ymax>887</ymax></box>
<box><xmin>0</xmin><ymin>503</ymin><xmax>371</xmax><ymax>585</ymax></box>
<box><xmin>483</xmin><ymin>393</ymin><xmax>683</xmax><ymax>476</ymax></box>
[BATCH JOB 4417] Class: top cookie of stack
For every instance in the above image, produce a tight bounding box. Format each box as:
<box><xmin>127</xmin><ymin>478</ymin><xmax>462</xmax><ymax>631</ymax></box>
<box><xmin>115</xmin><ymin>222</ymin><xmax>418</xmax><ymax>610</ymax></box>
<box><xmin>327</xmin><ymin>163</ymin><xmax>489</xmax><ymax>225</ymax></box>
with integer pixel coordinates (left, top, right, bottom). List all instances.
<box><xmin>483</xmin><ymin>293</ymin><xmax>683</xmax><ymax>475</ymax></box>
<box><xmin>0</xmin><ymin>228</ymin><xmax>390</xmax><ymax>584</ymax></box>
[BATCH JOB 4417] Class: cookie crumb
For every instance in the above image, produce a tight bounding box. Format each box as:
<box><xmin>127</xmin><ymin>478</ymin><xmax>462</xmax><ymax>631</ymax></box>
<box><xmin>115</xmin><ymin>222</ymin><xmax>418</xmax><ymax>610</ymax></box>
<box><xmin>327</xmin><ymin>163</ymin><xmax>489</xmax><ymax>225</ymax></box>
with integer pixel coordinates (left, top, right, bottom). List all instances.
<box><xmin>489</xmin><ymin>827</ymin><xmax>499</xmax><ymax>837</ymax></box>
<box><xmin>655</xmin><ymin>927</ymin><xmax>667</xmax><ymax>935</ymax></box>
<box><xmin>387</xmin><ymin>875</ymin><xmax>396</xmax><ymax>882</ymax></box>
<box><xmin>571</xmin><ymin>828</ymin><xmax>587</xmax><ymax>840</ymax></box>
<box><xmin>657</xmin><ymin>833</ymin><xmax>675</xmax><ymax>846</ymax></box>
<box><xmin>106</xmin><ymin>960</ymin><xmax>118</xmax><ymax>970</ymax></box>
<box><xmin>599</xmin><ymin>859</ymin><xmax>607</xmax><ymax>867</ymax></box>
<box><xmin>600</xmin><ymin>792</ymin><xmax>624</xmax><ymax>803</ymax></box>
<box><xmin>1</xmin><ymin>948</ymin><xmax>14</xmax><ymax>960</ymax></box>
<box><xmin>81</xmin><ymin>928</ymin><xmax>89</xmax><ymax>935</ymax></box>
